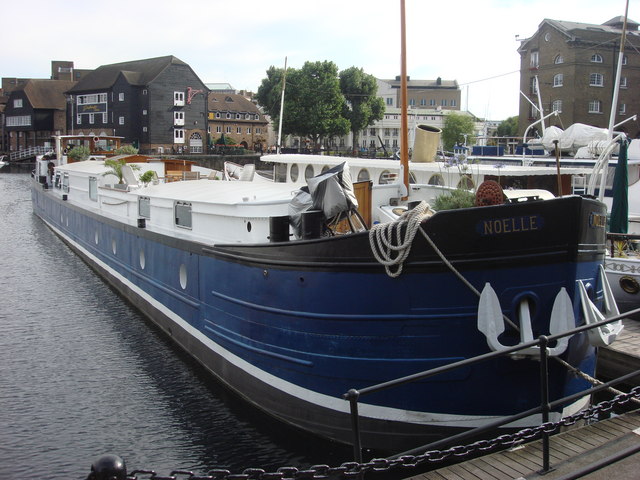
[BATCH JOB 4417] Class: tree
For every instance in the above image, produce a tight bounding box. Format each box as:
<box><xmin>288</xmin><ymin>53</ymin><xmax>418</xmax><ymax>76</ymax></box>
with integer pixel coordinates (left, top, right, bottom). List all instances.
<box><xmin>257</xmin><ymin>61</ymin><xmax>350</xmax><ymax>150</ymax></box>
<box><xmin>114</xmin><ymin>145</ymin><xmax>139</xmax><ymax>155</ymax></box>
<box><xmin>441</xmin><ymin>112</ymin><xmax>475</xmax><ymax>151</ymax></box>
<box><xmin>339</xmin><ymin>67</ymin><xmax>385</xmax><ymax>153</ymax></box>
<box><xmin>496</xmin><ymin>116</ymin><xmax>519</xmax><ymax>137</ymax></box>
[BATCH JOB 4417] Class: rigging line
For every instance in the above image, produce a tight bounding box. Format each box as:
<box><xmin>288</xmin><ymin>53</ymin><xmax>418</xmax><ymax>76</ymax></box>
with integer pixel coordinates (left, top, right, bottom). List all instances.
<box><xmin>457</xmin><ymin>70</ymin><xmax>519</xmax><ymax>87</ymax></box>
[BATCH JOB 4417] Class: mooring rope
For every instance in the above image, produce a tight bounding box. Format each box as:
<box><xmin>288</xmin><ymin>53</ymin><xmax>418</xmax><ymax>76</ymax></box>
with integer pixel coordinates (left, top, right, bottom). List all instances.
<box><xmin>368</xmin><ymin>201</ymin><xmax>433</xmax><ymax>278</ymax></box>
<box><xmin>369</xmin><ymin>201</ymin><xmax>520</xmax><ymax>331</ymax></box>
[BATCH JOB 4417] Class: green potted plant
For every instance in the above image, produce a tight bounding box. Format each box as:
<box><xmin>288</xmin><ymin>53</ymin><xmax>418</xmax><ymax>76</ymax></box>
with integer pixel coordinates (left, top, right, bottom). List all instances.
<box><xmin>103</xmin><ymin>158</ymin><xmax>140</xmax><ymax>188</ymax></box>
<box><xmin>139</xmin><ymin>170</ymin><xmax>156</xmax><ymax>186</ymax></box>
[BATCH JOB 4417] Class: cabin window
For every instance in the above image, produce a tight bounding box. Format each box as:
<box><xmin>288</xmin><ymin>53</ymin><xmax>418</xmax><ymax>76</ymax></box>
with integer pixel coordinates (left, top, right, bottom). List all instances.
<box><xmin>175</xmin><ymin>201</ymin><xmax>192</xmax><ymax>229</ymax></box>
<box><xmin>357</xmin><ymin>169</ymin><xmax>370</xmax><ymax>182</ymax></box>
<box><xmin>139</xmin><ymin>196</ymin><xmax>151</xmax><ymax>219</ymax></box>
<box><xmin>428</xmin><ymin>174</ymin><xmax>444</xmax><ymax>186</ymax></box>
<box><xmin>89</xmin><ymin>177</ymin><xmax>98</xmax><ymax>201</ymax></box>
<box><xmin>589</xmin><ymin>73</ymin><xmax>603</xmax><ymax>87</ymax></box>
<box><xmin>553</xmin><ymin>74</ymin><xmax>563</xmax><ymax>87</ymax></box>
<box><xmin>379</xmin><ymin>170</ymin><xmax>396</xmax><ymax>185</ymax></box>
<box><xmin>290</xmin><ymin>164</ymin><xmax>299</xmax><ymax>182</ymax></box>
<box><xmin>591</xmin><ymin>53</ymin><xmax>603</xmax><ymax>63</ymax></box>
<box><xmin>304</xmin><ymin>165</ymin><xmax>314</xmax><ymax>180</ymax></box>
<box><xmin>62</xmin><ymin>173</ymin><xmax>70</xmax><ymax>193</ymax></box>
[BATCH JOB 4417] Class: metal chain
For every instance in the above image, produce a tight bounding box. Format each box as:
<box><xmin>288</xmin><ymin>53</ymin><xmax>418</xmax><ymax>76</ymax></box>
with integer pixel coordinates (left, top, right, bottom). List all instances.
<box><xmin>124</xmin><ymin>387</ymin><xmax>640</xmax><ymax>480</ymax></box>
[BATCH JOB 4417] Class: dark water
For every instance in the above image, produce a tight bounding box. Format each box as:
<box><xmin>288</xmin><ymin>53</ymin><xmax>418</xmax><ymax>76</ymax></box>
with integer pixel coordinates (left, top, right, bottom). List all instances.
<box><xmin>0</xmin><ymin>171</ymin><xmax>351</xmax><ymax>479</ymax></box>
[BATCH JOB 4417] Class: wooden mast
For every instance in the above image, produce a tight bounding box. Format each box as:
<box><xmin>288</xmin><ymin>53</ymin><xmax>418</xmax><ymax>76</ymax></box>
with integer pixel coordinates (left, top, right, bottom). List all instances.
<box><xmin>400</xmin><ymin>0</ymin><xmax>409</xmax><ymax>200</ymax></box>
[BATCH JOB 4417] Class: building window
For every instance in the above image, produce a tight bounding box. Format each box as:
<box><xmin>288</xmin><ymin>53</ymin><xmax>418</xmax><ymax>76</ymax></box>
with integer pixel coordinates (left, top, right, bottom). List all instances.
<box><xmin>215</xmin><ymin>112</ymin><xmax>221</xmax><ymax>118</ymax></box>
<box><xmin>254</xmin><ymin>114</ymin><xmax>259</xmax><ymax>120</ymax></box>
<box><xmin>247</xmin><ymin>127</ymin><xmax>251</xmax><ymax>134</ymax></box>
<box><xmin>6</xmin><ymin>115</ymin><xmax>31</xmax><ymax>126</ymax></box>
<box><xmin>369</xmin><ymin>128</ymin><xmax>376</xmax><ymax>136</ymax></box>
<box><xmin>591</xmin><ymin>53</ymin><xmax>603</xmax><ymax>63</ymax></box>
<box><xmin>237</xmin><ymin>127</ymin><xmax>242</xmax><ymax>134</ymax></box>
<box><xmin>553</xmin><ymin>74</ymin><xmax>563</xmax><ymax>87</ymax></box>
<box><xmin>619</xmin><ymin>103</ymin><xmax>626</xmax><ymax>115</ymax></box>
<box><xmin>589</xmin><ymin>73</ymin><xmax>603</xmax><ymax>87</ymax></box>
<box><xmin>175</xmin><ymin>202</ymin><xmax>192</xmax><ymax>229</ymax></box>
<box><xmin>139</xmin><ymin>197</ymin><xmax>151</xmax><ymax>218</ymax></box>
<box><xmin>216</xmin><ymin>126</ymin><xmax>222</xmax><ymax>133</ymax></box>
<box><xmin>554</xmin><ymin>55</ymin><xmax>564</xmax><ymax>64</ymax></box>
<box><xmin>420</xmin><ymin>99</ymin><xmax>426</xmax><ymax>106</ymax></box>
<box><xmin>588</xmin><ymin>100</ymin><xmax>602</xmax><ymax>113</ymax></box>
<box><xmin>529</xmin><ymin>77</ymin><xmax>538</xmax><ymax>94</ymax></box>
<box><xmin>256</xmin><ymin>128</ymin><xmax>262</xmax><ymax>134</ymax></box>
<box><xmin>450</xmin><ymin>99</ymin><xmax>457</xmax><ymax>107</ymax></box>
<box><xmin>13</xmin><ymin>99</ymin><xmax>23</xmax><ymax>108</ymax></box>
<box><xmin>226</xmin><ymin>126</ymin><xmax>232</xmax><ymax>133</ymax></box>
<box><xmin>89</xmin><ymin>114</ymin><xmax>95</xmax><ymax>124</ymax></box>
<box><xmin>530</xmin><ymin>50</ymin><xmax>539</xmax><ymax>68</ymax></box>
<box><xmin>620</xmin><ymin>77</ymin><xmax>628</xmax><ymax>88</ymax></box>
<box><xmin>89</xmin><ymin>177</ymin><xmax>98</xmax><ymax>201</ymax></box>
<box><xmin>226</xmin><ymin>113</ymin><xmax>231</xmax><ymax>119</ymax></box>
<box><xmin>409</xmin><ymin>99</ymin><xmax>415</xmax><ymax>106</ymax></box>
<box><xmin>143</xmin><ymin>109</ymin><xmax>147</xmax><ymax>115</ymax></box>
<box><xmin>143</xmin><ymin>89</ymin><xmax>148</xmax><ymax>95</ymax></box>
<box><xmin>119</xmin><ymin>116</ymin><xmax>125</xmax><ymax>125</ymax></box>
<box><xmin>386</xmin><ymin>98</ymin><xmax>393</xmax><ymax>106</ymax></box>
<box><xmin>622</xmin><ymin>55</ymin><xmax>628</xmax><ymax>65</ymax></box>
<box><xmin>174</xmin><ymin>91</ymin><xmax>185</xmax><ymax>106</ymax></box>
<box><xmin>429</xmin><ymin>99</ymin><xmax>435</xmax><ymax>106</ymax></box>
<box><xmin>118</xmin><ymin>93</ymin><xmax>125</xmax><ymax>101</ymax></box>
<box><xmin>174</xmin><ymin>128</ymin><xmax>185</xmax><ymax>143</ymax></box>
<box><xmin>174</xmin><ymin>111</ymin><xmax>184</xmax><ymax>125</ymax></box>
<box><xmin>552</xmin><ymin>100</ymin><xmax>563</xmax><ymax>113</ymax></box>
<box><xmin>142</xmin><ymin>127</ymin><xmax>147</xmax><ymax>132</ymax></box>
<box><xmin>441</xmin><ymin>99</ymin><xmax>447</xmax><ymax>106</ymax></box>
<box><xmin>77</xmin><ymin>115</ymin><xmax>82</xmax><ymax>125</ymax></box>
<box><xmin>236</xmin><ymin>113</ymin><xmax>241</xmax><ymax>119</ymax></box>
<box><xmin>102</xmin><ymin>113</ymin><xmax>107</xmax><ymax>123</ymax></box>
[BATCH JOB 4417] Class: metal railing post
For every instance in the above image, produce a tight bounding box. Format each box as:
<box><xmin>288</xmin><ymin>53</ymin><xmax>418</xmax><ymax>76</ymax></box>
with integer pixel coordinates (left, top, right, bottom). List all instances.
<box><xmin>345</xmin><ymin>388</ymin><xmax>363</xmax><ymax>463</ymax></box>
<box><xmin>539</xmin><ymin>335</ymin><xmax>552</xmax><ymax>473</ymax></box>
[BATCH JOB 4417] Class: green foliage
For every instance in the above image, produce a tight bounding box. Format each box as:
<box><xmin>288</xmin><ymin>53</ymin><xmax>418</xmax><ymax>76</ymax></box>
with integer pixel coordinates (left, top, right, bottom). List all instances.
<box><xmin>67</xmin><ymin>145</ymin><xmax>90</xmax><ymax>162</ymax></box>
<box><xmin>433</xmin><ymin>189</ymin><xmax>476</xmax><ymax>211</ymax></box>
<box><xmin>214</xmin><ymin>135</ymin><xmax>236</xmax><ymax>145</ymax></box>
<box><xmin>339</xmin><ymin>67</ymin><xmax>385</xmax><ymax>150</ymax></box>
<box><xmin>139</xmin><ymin>170</ymin><xmax>156</xmax><ymax>186</ymax></box>
<box><xmin>496</xmin><ymin>116</ymin><xmax>519</xmax><ymax>137</ymax></box>
<box><xmin>257</xmin><ymin>61</ymin><xmax>387</xmax><ymax>151</ymax></box>
<box><xmin>102</xmin><ymin>158</ymin><xmax>140</xmax><ymax>184</ymax></box>
<box><xmin>114</xmin><ymin>145</ymin><xmax>139</xmax><ymax>155</ymax></box>
<box><xmin>441</xmin><ymin>113</ymin><xmax>475</xmax><ymax>151</ymax></box>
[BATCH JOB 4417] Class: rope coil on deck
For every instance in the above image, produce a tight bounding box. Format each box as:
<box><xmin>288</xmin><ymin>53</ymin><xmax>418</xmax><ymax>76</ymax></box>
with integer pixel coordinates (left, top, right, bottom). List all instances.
<box><xmin>368</xmin><ymin>201</ymin><xmax>433</xmax><ymax>277</ymax></box>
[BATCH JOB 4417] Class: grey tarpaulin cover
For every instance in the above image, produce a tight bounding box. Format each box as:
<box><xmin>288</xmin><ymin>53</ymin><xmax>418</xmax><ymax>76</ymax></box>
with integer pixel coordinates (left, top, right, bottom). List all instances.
<box><xmin>288</xmin><ymin>162</ymin><xmax>359</xmax><ymax>237</ymax></box>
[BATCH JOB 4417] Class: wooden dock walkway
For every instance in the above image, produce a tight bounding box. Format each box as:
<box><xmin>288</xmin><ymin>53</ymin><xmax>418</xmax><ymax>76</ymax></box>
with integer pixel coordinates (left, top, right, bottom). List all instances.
<box><xmin>404</xmin><ymin>320</ymin><xmax>640</xmax><ymax>480</ymax></box>
<box><xmin>406</xmin><ymin>410</ymin><xmax>640</xmax><ymax>480</ymax></box>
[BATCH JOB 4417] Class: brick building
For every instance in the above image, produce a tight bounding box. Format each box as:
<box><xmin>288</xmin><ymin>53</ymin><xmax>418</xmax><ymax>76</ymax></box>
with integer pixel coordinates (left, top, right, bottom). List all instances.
<box><xmin>517</xmin><ymin>16</ymin><xmax>640</xmax><ymax>137</ymax></box>
<box><xmin>207</xmin><ymin>91</ymin><xmax>269</xmax><ymax>152</ymax></box>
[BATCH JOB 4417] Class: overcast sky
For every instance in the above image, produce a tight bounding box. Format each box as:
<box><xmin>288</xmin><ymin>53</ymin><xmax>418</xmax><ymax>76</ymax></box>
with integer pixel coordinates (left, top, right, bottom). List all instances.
<box><xmin>2</xmin><ymin>0</ymin><xmax>636</xmax><ymax>121</ymax></box>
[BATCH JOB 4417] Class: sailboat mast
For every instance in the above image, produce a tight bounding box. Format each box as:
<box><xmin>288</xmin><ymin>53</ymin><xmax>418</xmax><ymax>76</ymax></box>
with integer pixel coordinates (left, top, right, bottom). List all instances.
<box><xmin>607</xmin><ymin>0</ymin><xmax>629</xmax><ymax>141</ymax></box>
<box><xmin>277</xmin><ymin>57</ymin><xmax>288</xmax><ymax>155</ymax></box>
<box><xmin>400</xmin><ymin>0</ymin><xmax>409</xmax><ymax>199</ymax></box>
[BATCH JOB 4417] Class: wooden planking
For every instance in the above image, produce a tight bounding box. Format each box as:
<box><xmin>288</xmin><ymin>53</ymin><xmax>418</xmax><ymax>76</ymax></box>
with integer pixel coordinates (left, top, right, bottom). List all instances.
<box><xmin>598</xmin><ymin>319</ymin><xmax>640</xmax><ymax>383</ymax></box>
<box><xmin>405</xmin><ymin>410</ymin><xmax>640</xmax><ymax>480</ymax></box>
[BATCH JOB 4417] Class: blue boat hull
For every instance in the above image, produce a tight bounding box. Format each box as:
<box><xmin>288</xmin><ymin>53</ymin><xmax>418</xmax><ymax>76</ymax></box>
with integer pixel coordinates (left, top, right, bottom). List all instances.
<box><xmin>31</xmin><ymin>182</ymin><xmax>605</xmax><ymax>451</ymax></box>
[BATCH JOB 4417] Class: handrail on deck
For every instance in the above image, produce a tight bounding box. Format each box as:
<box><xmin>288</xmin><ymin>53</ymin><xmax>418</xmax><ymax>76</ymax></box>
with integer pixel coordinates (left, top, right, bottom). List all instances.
<box><xmin>343</xmin><ymin>306</ymin><xmax>640</xmax><ymax>471</ymax></box>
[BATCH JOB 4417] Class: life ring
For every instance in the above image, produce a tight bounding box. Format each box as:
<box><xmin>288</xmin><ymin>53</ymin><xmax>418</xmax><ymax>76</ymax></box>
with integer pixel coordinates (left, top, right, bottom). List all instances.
<box><xmin>620</xmin><ymin>275</ymin><xmax>640</xmax><ymax>295</ymax></box>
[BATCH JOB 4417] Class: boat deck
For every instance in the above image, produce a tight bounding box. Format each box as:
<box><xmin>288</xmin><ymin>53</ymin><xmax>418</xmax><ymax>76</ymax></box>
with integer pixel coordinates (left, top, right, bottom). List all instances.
<box><xmin>406</xmin><ymin>410</ymin><xmax>640</xmax><ymax>480</ymax></box>
<box><xmin>404</xmin><ymin>321</ymin><xmax>640</xmax><ymax>480</ymax></box>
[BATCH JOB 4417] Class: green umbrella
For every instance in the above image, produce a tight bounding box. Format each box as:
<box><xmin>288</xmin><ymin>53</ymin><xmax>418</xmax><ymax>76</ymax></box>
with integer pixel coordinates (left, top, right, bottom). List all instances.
<box><xmin>609</xmin><ymin>139</ymin><xmax>629</xmax><ymax>233</ymax></box>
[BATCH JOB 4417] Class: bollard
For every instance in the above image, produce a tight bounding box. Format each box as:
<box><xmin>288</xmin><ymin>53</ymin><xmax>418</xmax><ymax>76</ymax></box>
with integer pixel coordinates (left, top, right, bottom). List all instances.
<box><xmin>87</xmin><ymin>454</ymin><xmax>127</xmax><ymax>480</ymax></box>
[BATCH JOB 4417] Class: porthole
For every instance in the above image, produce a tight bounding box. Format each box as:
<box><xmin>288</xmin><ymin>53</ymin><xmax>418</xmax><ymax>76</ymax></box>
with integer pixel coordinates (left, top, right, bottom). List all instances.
<box><xmin>304</xmin><ymin>165</ymin><xmax>315</xmax><ymax>180</ymax></box>
<box><xmin>179</xmin><ymin>264</ymin><xmax>187</xmax><ymax>289</ymax></box>
<box><xmin>246</xmin><ymin>221</ymin><xmax>252</xmax><ymax>232</ymax></box>
<box><xmin>357</xmin><ymin>169</ymin><xmax>370</xmax><ymax>182</ymax></box>
<box><xmin>95</xmin><ymin>231</ymin><xmax>99</xmax><ymax>245</ymax></box>
<box><xmin>321</xmin><ymin>165</ymin><xmax>330</xmax><ymax>174</ymax></box>
<box><xmin>139</xmin><ymin>249</ymin><xmax>146</xmax><ymax>269</ymax></box>
<box><xmin>112</xmin><ymin>239</ymin><xmax>117</xmax><ymax>255</ymax></box>
<box><xmin>620</xmin><ymin>276</ymin><xmax>640</xmax><ymax>295</ymax></box>
<box><xmin>290</xmin><ymin>164</ymin><xmax>299</xmax><ymax>182</ymax></box>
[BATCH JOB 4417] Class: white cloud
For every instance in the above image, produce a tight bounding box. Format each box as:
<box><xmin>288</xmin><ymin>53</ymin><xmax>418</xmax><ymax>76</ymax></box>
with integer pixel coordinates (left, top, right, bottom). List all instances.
<box><xmin>3</xmin><ymin>0</ymin><xmax>636</xmax><ymax>121</ymax></box>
